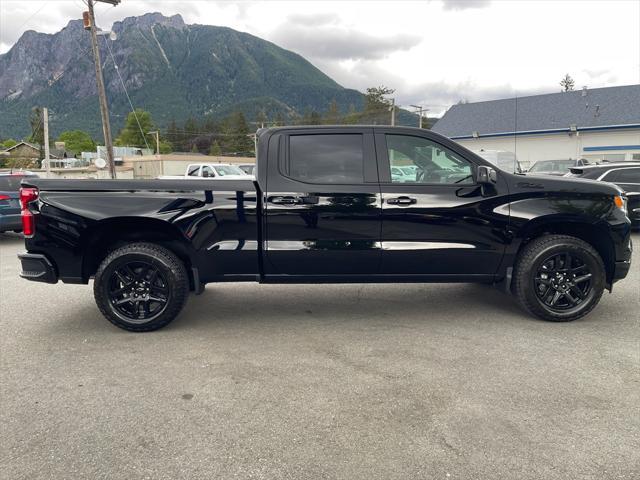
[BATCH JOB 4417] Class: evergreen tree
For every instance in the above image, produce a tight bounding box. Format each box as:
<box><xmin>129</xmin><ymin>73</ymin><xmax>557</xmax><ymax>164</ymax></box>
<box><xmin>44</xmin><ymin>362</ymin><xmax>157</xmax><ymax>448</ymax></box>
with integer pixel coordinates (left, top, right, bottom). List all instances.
<box><xmin>166</xmin><ymin>119</ymin><xmax>180</xmax><ymax>149</ymax></box>
<box><xmin>221</xmin><ymin>112</ymin><xmax>254</xmax><ymax>156</ymax></box>
<box><xmin>324</xmin><ymin>99</ymin><xmax>340</xmax><ymax>124</ymax></box>
<box><xmin>256</xmin><ymin>108</ymin><xmax>268</xmax><ymax>128</ymax></box>
<box><xmin>274</xmin><ymin>111</ymin><xmax>285</xmax><ymax>127</ymax></box>
<box><xmin>363</xmin><ymin>86</ymin><xmax>394</xmax><ymax>124</ymax></box>
<box><xmin>364</xmin><ymin>86</ymin><xmax>394</xmax><ymax>113</ymax></box>
<box><xmin>209</xmin><ymin>141</ymin><xmax>222</xmax><ymax>156</ymax></box>
<box><xmin>560</xmin><ymin>74</ymin><xmax>575</xmax><ymax>92</ymax></box>
<box><xmin>183</xmin><ymin>117</ymin><xmax>199</xmax><ymax>151</ymax></box>
<box><xmin>309</xmin><ymin>111</ymin><xmax>322</xmax><ymax>125</ymax></box>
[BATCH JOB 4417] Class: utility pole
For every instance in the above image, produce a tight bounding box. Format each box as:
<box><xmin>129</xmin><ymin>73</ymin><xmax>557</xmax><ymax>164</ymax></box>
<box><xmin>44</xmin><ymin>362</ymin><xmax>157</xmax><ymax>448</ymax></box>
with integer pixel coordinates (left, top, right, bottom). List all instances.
<box><xmin>147</xmin><ymin>130</ymin><xmax>162</xmax><ymax>176</ymax></box>
<box><xmin>84</xmin><ymin>0</ymin><xmax>120</xmax><ymax>179</ymax></box>
<box><xmin>390</xmin><ymin>98</ymin><xmax>396</xmax><ymax>126</ymax></box>
<box><xmin>147</xmin><ymin>131</ymin><xmax>160</xmax><ymax>155</ymax></box>
<box><xmin>410</xmin><ymin>105</ymin><xmax>429</xmax><ymax>128</ymax></box>
<box><xmin>42</xmin><ymin>107</ymin><xmax>51</xmax><ymax>176</ymax></box>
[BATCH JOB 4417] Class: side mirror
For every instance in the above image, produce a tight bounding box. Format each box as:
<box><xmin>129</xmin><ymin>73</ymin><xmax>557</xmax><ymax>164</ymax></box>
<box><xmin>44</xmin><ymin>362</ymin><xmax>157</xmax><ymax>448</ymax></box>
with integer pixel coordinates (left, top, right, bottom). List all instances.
<box><xmin>202</xmin><ymin>170</ymin><xmax>210</xmax><ymax>178</ymax></box>
<box><xmin>477</xmin><ymin>165</ymin><xmax>497</xmax><ymax>184</ymax></box>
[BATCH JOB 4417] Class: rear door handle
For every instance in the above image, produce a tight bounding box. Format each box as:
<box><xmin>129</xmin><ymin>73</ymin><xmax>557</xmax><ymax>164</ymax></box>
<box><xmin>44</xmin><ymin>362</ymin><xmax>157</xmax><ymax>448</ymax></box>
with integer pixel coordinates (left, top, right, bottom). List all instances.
<box><xmin>269</xmin><ymin>196</ymin><xmax>303</xmax><ymax>205</ymax></box>
<box><xmin>387</xmin><ymin>196</ymin><xmax>417</xmax><ymax>206</ymax></box>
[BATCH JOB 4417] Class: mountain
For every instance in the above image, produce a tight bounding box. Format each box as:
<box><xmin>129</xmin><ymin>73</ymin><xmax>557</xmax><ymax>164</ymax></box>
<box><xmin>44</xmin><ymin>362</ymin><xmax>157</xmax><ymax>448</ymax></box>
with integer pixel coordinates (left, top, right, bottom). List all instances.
<box><xmin>0</xmin><ymin>13</ymin><xmax>369</xmax><ymax>139</ymax></box>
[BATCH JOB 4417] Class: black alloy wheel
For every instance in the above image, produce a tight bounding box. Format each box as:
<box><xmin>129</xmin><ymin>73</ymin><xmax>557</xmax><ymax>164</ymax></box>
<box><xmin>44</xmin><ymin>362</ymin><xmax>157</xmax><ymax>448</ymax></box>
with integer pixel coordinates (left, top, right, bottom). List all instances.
<box><xmin>513</xmin><ymin>234</ymin><xmax>605</xmax><ymax>322</ymax></box>
<box><xmin>534</xmin><ymin>251</ymin><xmax>593</xmax><ymax>310</ymax></box>
<box><xmin>108</xmin><ymin>260</ymin><xmax>170</xmax><ymax>323</ymax></box>
<box><xmin>94</xmin><ymin>243</ymin><xmax>189</xmax><ymax>331</ymax></box>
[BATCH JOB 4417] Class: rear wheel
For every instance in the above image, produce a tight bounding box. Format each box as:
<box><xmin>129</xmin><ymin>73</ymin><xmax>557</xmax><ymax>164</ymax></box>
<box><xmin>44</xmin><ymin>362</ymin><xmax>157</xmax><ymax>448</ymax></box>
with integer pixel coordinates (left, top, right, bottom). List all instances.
<box><xmin>94</xmin><ymin>243</ymin><xmax>189</xmax><ymax>331</ymax></box>
<box><xmin>513</xmin><ymin>235</ymin><xmax>605</xmax><ymax>322</ymax></box>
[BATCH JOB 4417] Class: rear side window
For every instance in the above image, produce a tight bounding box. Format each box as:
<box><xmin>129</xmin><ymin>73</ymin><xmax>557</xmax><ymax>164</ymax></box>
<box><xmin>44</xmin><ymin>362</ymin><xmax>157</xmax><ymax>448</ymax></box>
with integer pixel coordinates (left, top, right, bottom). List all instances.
<box><xmin>0</xmin><ymin>175</ymin><xmax>37</xmax><ymax>190</ymax></box>
<box><xmin>604</xmin><ymin>168</ymin><xmax>640</xmax><ymax>183</ymax></box>
<box><xmin>187</xmin><ymin>165</ymin><xmax>200</xmax><ymax>176</ymax></box>
<box><xmin>288</xmin><ymin>134</ymin><xmax>364</xmax><ymax>184</ymax></box>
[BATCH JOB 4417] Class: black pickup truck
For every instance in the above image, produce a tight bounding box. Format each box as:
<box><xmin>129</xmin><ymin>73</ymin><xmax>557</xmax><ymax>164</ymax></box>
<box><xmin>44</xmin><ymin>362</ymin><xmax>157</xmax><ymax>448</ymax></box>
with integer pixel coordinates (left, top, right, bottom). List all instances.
<box><xmin>18</xmin><ymin>126</ymin><xmax>632</xmax><ymax>331</ymax></box>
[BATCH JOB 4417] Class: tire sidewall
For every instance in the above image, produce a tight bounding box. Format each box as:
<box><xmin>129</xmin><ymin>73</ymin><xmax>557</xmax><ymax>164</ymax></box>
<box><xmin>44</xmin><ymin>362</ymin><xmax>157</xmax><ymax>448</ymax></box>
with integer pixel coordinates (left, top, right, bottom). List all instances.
<box><xmin>94</xmin><ymin>246</ymin><xmax>188</xmax><ymax>331</ymax></box>
<box><xmin>522</xmin><ymin>242</ymin><xmax>605</xmax><ymax>320</ymax></box>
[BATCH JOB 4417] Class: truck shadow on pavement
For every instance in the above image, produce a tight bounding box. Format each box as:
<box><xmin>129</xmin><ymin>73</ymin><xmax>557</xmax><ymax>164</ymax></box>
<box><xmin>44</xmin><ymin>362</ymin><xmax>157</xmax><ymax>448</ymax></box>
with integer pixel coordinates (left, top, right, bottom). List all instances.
<box><xmin>40</xmin><ymin>282</ymin><xmax>534</xmax><ymax>336</ymax></box>
<box><xmin>168</xmin><ymin>282</ymin><xmax>530</xmax><ymax>332</ymax></box>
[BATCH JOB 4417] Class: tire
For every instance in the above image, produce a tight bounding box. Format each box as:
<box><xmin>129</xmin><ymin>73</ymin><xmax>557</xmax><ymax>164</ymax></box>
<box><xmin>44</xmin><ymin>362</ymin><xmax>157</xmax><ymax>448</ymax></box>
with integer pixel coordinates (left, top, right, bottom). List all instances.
<box><xmin>94</xmin><ymin>243</ymin><xmax>189</xmax><ymax>332</ymax></box>
<box><xmin>513</xmin><ymin>234</ymin><xmax>606</xmax><ymax>322</ymax></box>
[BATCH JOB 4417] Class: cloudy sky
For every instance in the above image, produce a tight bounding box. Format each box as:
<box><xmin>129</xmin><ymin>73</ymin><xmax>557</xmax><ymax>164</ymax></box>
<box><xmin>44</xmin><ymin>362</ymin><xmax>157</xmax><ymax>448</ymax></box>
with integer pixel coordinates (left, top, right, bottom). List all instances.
<box><xmin>1</xmin><ymin>0</ymin><xmax>639</xmax><ymax>114</ymax></box>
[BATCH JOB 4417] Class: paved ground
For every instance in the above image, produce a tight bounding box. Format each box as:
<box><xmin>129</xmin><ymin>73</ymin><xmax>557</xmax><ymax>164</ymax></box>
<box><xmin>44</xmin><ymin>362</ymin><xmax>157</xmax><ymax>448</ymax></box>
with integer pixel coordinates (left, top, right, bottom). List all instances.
<box><xmin>1</xmin><ymin>232</ymin><xmax>639</xmax><ymax>480</ymax></box>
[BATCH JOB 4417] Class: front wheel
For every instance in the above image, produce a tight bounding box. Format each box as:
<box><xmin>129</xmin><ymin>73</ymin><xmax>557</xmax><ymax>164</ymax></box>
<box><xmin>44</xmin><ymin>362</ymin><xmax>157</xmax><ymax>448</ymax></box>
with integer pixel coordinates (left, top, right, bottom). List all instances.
<box><xmin>94</xmin><ymin>243</ymin><xmax>189</xmax><ymax>331</ymax></box>
<box><xmin>513</xmin><ymin>235</ymin><xmax>606</xmax><ymax>322</ymax></box>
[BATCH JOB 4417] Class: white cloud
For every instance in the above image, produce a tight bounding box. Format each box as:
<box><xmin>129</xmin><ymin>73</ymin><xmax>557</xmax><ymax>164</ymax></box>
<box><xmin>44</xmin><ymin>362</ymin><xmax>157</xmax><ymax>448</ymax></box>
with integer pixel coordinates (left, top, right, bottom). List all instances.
<box><xmin>439</xmin><ymin>0</ymin><xmax>492</xmax><ymax>10</ymax></box>
<box><xmin>271</xmin><ymin>23</ymin><xmax>421</xmax><ymax>60</ymax></box>
<box><xmin>1</xmin><ymin>0</ymin><xmax>638</xmax><ymax>114</ymax></box>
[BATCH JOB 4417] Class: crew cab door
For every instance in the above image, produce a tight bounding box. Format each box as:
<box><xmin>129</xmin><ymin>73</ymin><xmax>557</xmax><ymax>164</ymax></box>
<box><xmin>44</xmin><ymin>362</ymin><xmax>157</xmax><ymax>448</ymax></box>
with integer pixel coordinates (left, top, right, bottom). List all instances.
<box><xmin>264</xmin><ymin>128</ymin><xmax>381</xmax><ymax>276</ymax></box>
<box><xmin>375</xmin><ymin>130</ymin><xmax>510</xmax><ymax>277</ymax></box>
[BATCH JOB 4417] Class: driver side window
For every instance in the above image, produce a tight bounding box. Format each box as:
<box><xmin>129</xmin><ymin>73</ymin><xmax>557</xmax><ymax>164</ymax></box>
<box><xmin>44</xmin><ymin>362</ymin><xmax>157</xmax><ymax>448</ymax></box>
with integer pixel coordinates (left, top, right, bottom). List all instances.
<box><xmin>385</xmin><ymin>134</ymin><xmax>474</xmax><ymax>185</ymax></box>
<box><xmin>201</xmin><ymin>166</ymin><xmax>215</xmax><ymax>178</ymax></box>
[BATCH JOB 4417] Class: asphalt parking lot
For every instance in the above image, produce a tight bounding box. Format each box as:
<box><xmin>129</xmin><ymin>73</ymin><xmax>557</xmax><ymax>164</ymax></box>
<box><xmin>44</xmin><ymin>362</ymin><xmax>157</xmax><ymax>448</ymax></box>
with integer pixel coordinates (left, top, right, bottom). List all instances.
<box><xmin>1</xmin><ymin>232</ymin><xmax>639</xmax><ymax>479</ymax></box>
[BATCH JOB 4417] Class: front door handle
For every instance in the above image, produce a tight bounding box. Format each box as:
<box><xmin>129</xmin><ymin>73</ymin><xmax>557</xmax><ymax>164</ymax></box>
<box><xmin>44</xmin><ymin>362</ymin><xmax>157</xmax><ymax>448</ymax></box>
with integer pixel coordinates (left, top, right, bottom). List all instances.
<box><xmin>387</xmin><ymin>196</ymin><xmax>417</xmax><ymax>206</ymax></box>
<box><xmin>269</xmin><ymin>196</ymin><xmax>303</xmax><ymax>205</ymax></box>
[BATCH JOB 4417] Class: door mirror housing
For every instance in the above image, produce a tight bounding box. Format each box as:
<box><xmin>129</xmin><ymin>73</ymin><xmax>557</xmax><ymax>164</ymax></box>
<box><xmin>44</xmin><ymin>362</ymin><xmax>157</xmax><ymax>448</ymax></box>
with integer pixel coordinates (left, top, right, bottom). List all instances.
<box><xmin>477</xmin><ymin>165</ymin><xmax>497</xmax><ymax>184</ymax></box>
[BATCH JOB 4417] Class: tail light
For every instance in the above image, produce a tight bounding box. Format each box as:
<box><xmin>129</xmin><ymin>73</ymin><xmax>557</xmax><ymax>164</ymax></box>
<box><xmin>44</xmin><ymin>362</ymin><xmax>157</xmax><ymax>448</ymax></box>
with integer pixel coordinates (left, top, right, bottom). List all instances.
<box><xmin>19</xmin><ymin>187</ymin><xmax>39</xmax><ymax>237</ymax></box>
<box><xmin>0</xmin><ymin>194</ymin><xmax>10</xmax><ymax>201</ymax></box>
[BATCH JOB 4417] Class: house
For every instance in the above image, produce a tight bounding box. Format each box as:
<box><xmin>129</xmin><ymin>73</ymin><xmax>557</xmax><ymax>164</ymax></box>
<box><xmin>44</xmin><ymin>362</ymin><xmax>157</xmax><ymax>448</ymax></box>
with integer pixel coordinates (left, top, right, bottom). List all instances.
<box><xmin>432</xmin><ymin>84</ymin><xmax>640</xmax><ymax>169</ymax></box>
<box><xmin>0</xmin><ymin>141</ymin><xmax>78</xmax><ymax>168</ymax></box>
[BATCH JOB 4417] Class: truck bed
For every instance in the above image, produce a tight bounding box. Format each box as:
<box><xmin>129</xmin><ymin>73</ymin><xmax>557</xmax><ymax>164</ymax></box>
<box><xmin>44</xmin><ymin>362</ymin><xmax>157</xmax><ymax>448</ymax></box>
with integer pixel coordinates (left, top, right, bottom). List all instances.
<box><xmin>22</xmin><ymin>178</ymin><xmax>257</xmax><ymax>193</ymax></box>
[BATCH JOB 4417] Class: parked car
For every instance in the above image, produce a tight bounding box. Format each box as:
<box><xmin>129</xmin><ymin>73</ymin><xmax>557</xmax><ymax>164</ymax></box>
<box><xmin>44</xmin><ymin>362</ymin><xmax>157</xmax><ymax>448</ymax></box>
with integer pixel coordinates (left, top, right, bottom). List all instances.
<box><xmin>237</xmin><ymin>163</ymin><xmax>256</xmax><ymax>176</ymax></box>
<box><xmin>390</xmin><ymin>166</ymin><xmax>416</xmax><ymax>182</ymax></box>
<box><xmin>17</xmin><ymin>126</ymin><xmax>632</xmax><ymax>331</ymax></box>
<box><xmin>527</xmin><ymin>158</ymin><xmax>590</xmax><ymax>176</ymax></box>
<box><xmin>0</xmin><ymin>172</ymin><xmax>38</xmax><ymax>233</ymax></box>
<box><xmin>567</xmin><ymin>162</ymin><xmax>640</xmax><ymax>228</ymax></box>
<box><xmin>159</xmin><ymin>163</ymin><xmax>249</xmax><ymax>180</ymax></box>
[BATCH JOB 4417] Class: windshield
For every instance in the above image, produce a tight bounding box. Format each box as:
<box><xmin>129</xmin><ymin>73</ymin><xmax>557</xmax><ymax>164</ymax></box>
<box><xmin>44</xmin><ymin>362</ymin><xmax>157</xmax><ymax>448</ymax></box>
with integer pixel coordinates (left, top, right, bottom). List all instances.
<box><xmin>214</xmin><ymin>165</ymin><xmax>245</xmax><ymax>176</ymax></box>
<box><xmin>529</xmin><ymin>160</ymin><xmax>574</xmax><ymax>172</ymax></box>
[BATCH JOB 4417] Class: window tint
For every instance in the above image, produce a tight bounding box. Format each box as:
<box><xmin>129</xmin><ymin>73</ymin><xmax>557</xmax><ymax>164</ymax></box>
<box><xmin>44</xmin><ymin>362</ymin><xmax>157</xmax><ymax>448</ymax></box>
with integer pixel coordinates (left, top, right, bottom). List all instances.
<box><xmin>288</xmin><ymin>134</ymin><xmax>364</xmax><ymax>184</ymax></box>
<box><xmin>187</xmin><ymin>165</ymin><xmax>200</xmax><ymax>176</ymax></box>
<box><xmin>385</xmin><ymin>134</ymin><xmax>474</xmax><ymax>184</ymax></box>
<box><xmin>604</xmin><ymin>168</ymin><xmax>640</xmax><ymax>183</ymax></box>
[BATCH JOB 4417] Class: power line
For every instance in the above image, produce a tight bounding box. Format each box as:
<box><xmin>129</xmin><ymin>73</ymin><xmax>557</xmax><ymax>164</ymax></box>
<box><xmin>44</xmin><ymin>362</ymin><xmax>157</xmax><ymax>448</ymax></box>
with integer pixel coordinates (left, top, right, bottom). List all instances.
<box><xmin>101</xmin><ymin>34</ymin><xmax>151</xmax><ymax>150</ymax></box>
<box><xmin>10</xmin><ymin>1</ymin><xmax>49</xmax><ymax>37</ymax></box>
